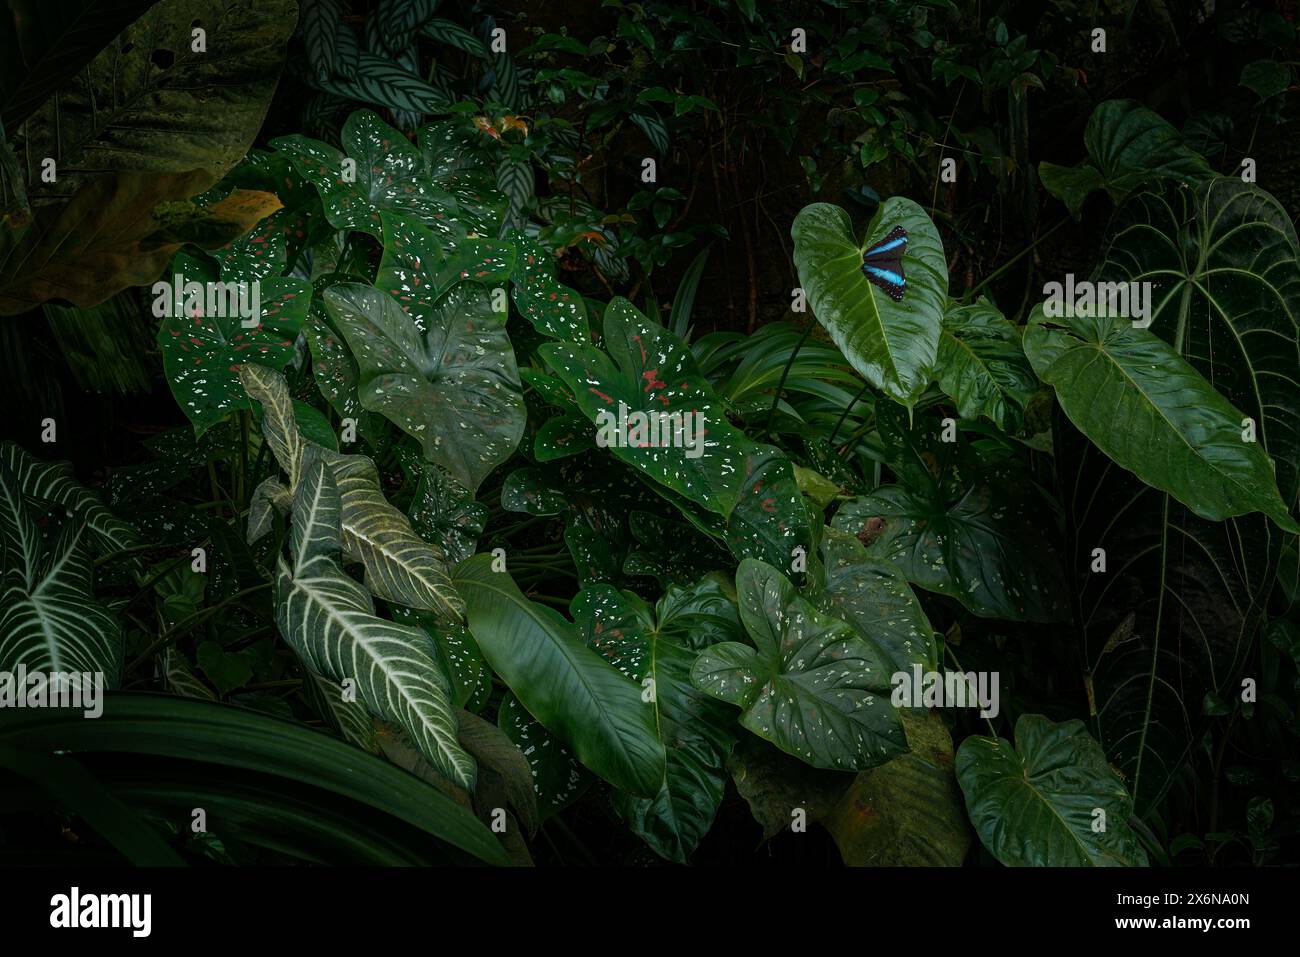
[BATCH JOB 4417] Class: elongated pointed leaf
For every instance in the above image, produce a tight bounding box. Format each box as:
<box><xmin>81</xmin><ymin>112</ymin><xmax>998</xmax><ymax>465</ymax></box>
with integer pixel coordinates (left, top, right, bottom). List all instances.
<box><xmin>956</xmin><ymin>714</ymin><xmax>1147</xmax><ymax>866</ymax></box>
<box><xmin>275</xmin><ymin>449</ymin><xmax>475</xmax><ymax>790</ymax></box>
<box><xmin>692</xmin><ymin>559</ymin><xmax>906</xmax><ymax>771</ymax></box>
<box><xmin>571</xmin><ymin>585</ymin><xmax>736</xmax><ymax>862</ymax></box>
<box><xmin>0</xmin><ymin>441</ymin><xmax>137</xmax><ymax>554</ymax></box>
<box><xmin>0</xmin><ymin>463</ymin><xmax>122</xmax><ymax>682</ymax></box>
<box><xmin>454</xmin><ymin>554</ymin><xmax>666</xmax><ymax>798</ymax></box>
<box><xmin>792</xmin><ymin>199</ymin><xmax>947</xmax><ymax>407</ymax></box>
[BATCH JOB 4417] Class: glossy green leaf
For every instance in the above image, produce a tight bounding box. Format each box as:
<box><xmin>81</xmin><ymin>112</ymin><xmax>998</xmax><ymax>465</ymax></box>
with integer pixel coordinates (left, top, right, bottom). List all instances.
<box><xmin>813</xmin><ymin>526</ymin><xmax>937</xmax><ymax>673</ymax></box>
<box><xmin>1039</xmin><ymin>99</ymin><xmax>1212</xmax><ymax>217</ymax></box>
<box><xmin>937</xmin><ymin>298</ymin><xmax>1037</xmax><ymax>431</ymax></box>
<box><xmin>324</xmin><ymin>282</ymin><xmax>525</xmax><ymax>491</ymax></box>
<box><xmin>1025</xmin><ymin>305</ymin><xmax>1296</xmax><ymax>532</ymax></box>
<box><xmin>692</xmin><ymin>559</ymin><xmax>905</xmax><ymax>771</ymax></box>
<box><xmin>956</xmin><ymin>714</ymin><xmax>1147</xmax><ymax>866</ymax></box>
<box><xmin>791</xmin><ymin>199</ymin><xmax>948</xmax><ymax>407</ymax></box>
<box><xmin>275</xmin><ymin>448</ymin><xmax>475</xmax><ymax>790</ymax></box>
<box><xmin>571</xmin><ymin>585</ymin><xmax>736</xmax><ymax>862</ymax></box>
<box><xmin>454</xmin><ymin>554</ymin><xmax>666</xmax><ymax>798</ymax></box>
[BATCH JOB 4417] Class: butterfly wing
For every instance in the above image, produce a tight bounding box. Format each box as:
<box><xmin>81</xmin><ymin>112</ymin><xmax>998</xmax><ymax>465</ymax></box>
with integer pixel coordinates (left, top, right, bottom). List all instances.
<box><xmin>861</xmin><ymin>226</ymin><xmax>908</xmax><ymax>302</ymax></box>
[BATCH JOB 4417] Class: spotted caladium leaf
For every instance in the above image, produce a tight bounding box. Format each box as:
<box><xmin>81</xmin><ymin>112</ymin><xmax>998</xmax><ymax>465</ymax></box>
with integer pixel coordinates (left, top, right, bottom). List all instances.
<box><xmin>322</xmin><ymin>282</ymin><xmax>525</xmax><ymax>491</ymax></box>
<box><xmin>691</xmin><ymin>559</ymin><xmax>906</xmax><ymax>771</ymax></box>
<box><xmin>534</xmin><ymin>412</ymin><xmax>595</xmax><ymax>461</ymax></box>
<box><xmin>511</xmin><ymin>234</ymin><xmax>590</xmax><ymax>341</ymax></box>
<box><xmin>725</xmin><ymin>442</ymin><xmax>814</xmax><ymax>576</ymax></box>
<box><xmin>271</xmin><ymin>110</ymin><xmax>468</xmax><ymax>239</ymax></box>
<box><xmin>498</xmin><ymin>692</ymin><xmax>592</xmax><ymax>819</ymax></box>
<box><xmin>812</xmin><ymin>526</ymin><xmax>937</xmax><ymax>674</ymax></box>
<box><xmin>417</xmin><ymin>120</ymin><xmax>506</xmax><ymax>237</ymax></box>
<box><xmin>541</xmin><ymin>298</ymin><xmax>749</xmax><ymax>513</ymax></box>
<box><xmin>377</xmin><ymin>211</ymin><xmax>515</xmax><ymax>309</ymax></box>
<box><xmin>209</xmin><ymin>213</ymin><xmax>287</xmax><ymax>281</ymax></box>
<box><xmin>159</xmin><ymin>271</ymin><xmax>312</xmax><ymax>436</ymax></box>
<box><xmin>570</xmin><ymin>585</ymin><xmax>737</xmax><ymax>863</ymax></box>
<box><xmin>407</xmin><ymin>464</ymin><xmax>487</xmax><ymax>565</ymax></box>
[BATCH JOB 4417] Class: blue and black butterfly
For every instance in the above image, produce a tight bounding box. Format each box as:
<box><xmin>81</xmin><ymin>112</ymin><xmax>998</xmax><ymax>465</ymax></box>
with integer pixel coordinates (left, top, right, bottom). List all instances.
<box><xmin>861</xmin><ymin>226</ymin><xmax>908</xmax><ymax>301</ymax></box>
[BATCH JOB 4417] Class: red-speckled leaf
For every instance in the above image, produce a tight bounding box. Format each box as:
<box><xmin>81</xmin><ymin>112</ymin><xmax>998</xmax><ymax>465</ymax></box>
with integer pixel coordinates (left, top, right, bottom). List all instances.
<box><xmin>540</xmin><ymin>298</ymin><xmax>747</xmax><ymax>513</ymax></box>
<box><xmin>534</xmin><ymin>412</ymin><xmax>595</xmax><ymax>462</ymax></box>
<box><xmin>209</xmin><ymin>213</ymin><xmax>287</xmax><ymax>281</ymax></box>
<box><xmin>417</xmin><ymin>120</ymin><xmax>505</xmax><ymax>237</ymax></box>
<box><xmin>272</xmin><ymin>110</ymin><xmax>465</xmax><ymax>239</ymax></box>
<box><xmin>511</xmin><ymin>234</ymin><xmax>590</xmax><ymax>341</ymax></box>
<box><xmin>725</xmin><ymin>442</ymin><xmax>814</xmax><ymax>577</ymax></box>
<box><xmin>159</xmin><ymin>271</ymin><xmax>312</xmax><ymax>436</ymax></box>
<box><xmin>377</xmin><ymin>212</ymin><xmax>515</xmax><ymax>308</ymax></box>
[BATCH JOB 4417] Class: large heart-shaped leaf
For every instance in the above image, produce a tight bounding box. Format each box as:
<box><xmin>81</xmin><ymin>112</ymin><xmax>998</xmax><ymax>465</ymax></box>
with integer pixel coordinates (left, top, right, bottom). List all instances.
<box><xmin>0</xmin><ymin>463</ymin><xmax>122</xmax><ymax>682</ymax></box>
<box><xmin>812</xmin><ymin>526</ymin><xmax>937</xmax><ymax>673</ymax></box>
<box><xmin>955</xmin><ymin>714</ymin><xmax>1147</xmax><ymax>866</ymax></box>
<box><xmin>792</xmin><ymin>199</ymin><xmax>948</xmax><ymax>408</ymax></box>
<box><xmin>936</xmin><ymin>298</ymin><xmax>1037</xmax><ymax>432</ymax></box>
<box><xmin>1025</xmin><ymin>306</ymin><xmax>1296</xmax><ymax>531</ymax></box>
<box><xmin>571</xmin><ymin>585</ymin><xmax>736</xmax><ymax>862</ymax></box>
<box><xmin>832</xmin><ymin>408</ymin><xmax>1069</xmax><ymax>622</ymax></box>
<box><xmin>275</xmin><ymin>448</ymin><xmax>475</xmax><ymax>790</ymax></box>
<box><xmin>1057</xmin><ymin>178</ymin><xmax>1300</xmax><ymax>809</ymax></box>
<box><xmin>691</xmin><ymin>559</ymin><xmax>906</xmax><ymax>771</ymax></box>
<box><xmin>454</xmin><ymin>554</ymin><xmax>666</xmax><ymax>798</ymax></box>
<box><xmin>323</xmin><ymin>282</ymin><xmax>525</xmax><ymax>491</ymax></box>
<box><xmin>1039</xmin><ymin>99</ymin><xmax>1212</xmax><ymax>218</ymax></box>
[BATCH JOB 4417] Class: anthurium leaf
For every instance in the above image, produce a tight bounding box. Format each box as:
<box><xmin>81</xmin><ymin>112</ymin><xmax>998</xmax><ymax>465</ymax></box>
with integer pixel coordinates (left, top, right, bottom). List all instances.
<box><xmin>791</xmin><ymin>198</ymin><xmax>948</xmax><ymax>408</ymax></box>
<box><xmin>1059</xmin><ymin>178</ymin><xmax>1300</xmax><ymax>810</ymax></box>
<box><xmin>454</xmin><ymin>553</ymin><xmax>666</xmax><ymax>798</ymax></box>
<box><xmin>540</xmin><ymin>297</ymin><xmax>748</xmax><ymax>513</ymax></box>
<box><xmin>955</xmin><ymin>714</ymin><xmax>1147</xmax><ymax>866</ymax></box>
<box><xmin>937</xmin><ymin>298</ymin><xmax>1037</xmax><ymax>431</ymax></box>
<box><xmin>323</xmin><ymin>282</ymin><xmax>525</xmax><ymax>491</ymax></box>
<box><xmin>1039</xmin><ymin>99</ymin><xmax>1212</xmax><ymax>217</ymax></box>
<box><xmin>275</xmin><ymin>448</ymin><xmax>475</xmax><ymax>790</ymax></box>
<box><xmin>0</xmin><ymin>441</ymin><xmax>138</xmax><ymax>555</ymax></box>
<box><xmin>813</xmin><ymin>526</ymin><xmax>937</xmax><ymax>673</ymax></box>
<box><xmin>571</xmin><ymin>585</ymin><xmax>737</xmax><ymax>863</ymax></box>
<box><xmin>12</xmin><ymin>0</ymin><xmax>297</xmax><ymax>207</ymax></box>
<box><xmin>826</xmin><ymin>710</ymin><xmax>970</xmax><ymax>866</ymax></box>
<box><xmin>511</xmin><ymin>234</ymin><xmax>591</xmax><ymax>341</ymax></box>
<box><xmin>160</xmin><ymin>277</ymin><xmax>311</xmax><ymax>436</ymax></box>
<box><xmin>1025</xmin><ymin>305</ymin><xmax>1297</xmax><ymax>532</ymax></box>
<box><xmin>272</xmin><ymin>110</ymin><xmax>465</xmax><ymax>239</ymax></box>
<box><xmin>833</xmin><ymin>472</ymin><xmax>1069</xmax><ymax>623</ymax></box>
<box><xmin>0</xmin><ymin>463</ymin><xmax>123</xmax><ymax>682</ymax></box>
<box><xmin>498</xmin><ymin>692</ymin><xmax>592</xmax><ymax>818</ymax></box>
<box><xmin>692</xmin><ymin>559</ymin><xmax>905</xmax><ymax>771</ymax></box>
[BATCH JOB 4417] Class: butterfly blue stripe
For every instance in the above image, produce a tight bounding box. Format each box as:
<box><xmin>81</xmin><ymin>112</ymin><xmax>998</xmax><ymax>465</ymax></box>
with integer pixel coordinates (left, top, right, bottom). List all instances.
<box><xmin>863</xmin><ymin>265</ymin><xmax>905</xmax><ymax>288</ymax></box>
<box><xmin>865</xmin><ymin>236</ymin><xmax>907</xmax><ymax>255</ymax></box>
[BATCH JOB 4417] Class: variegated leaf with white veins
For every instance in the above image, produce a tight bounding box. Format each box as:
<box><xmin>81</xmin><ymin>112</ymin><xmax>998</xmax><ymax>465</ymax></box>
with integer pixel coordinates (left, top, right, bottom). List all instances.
<box><xmin>274</xmin><ymin>448</ymin><xmax>475</xmax><ymax>789</ymax></box>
